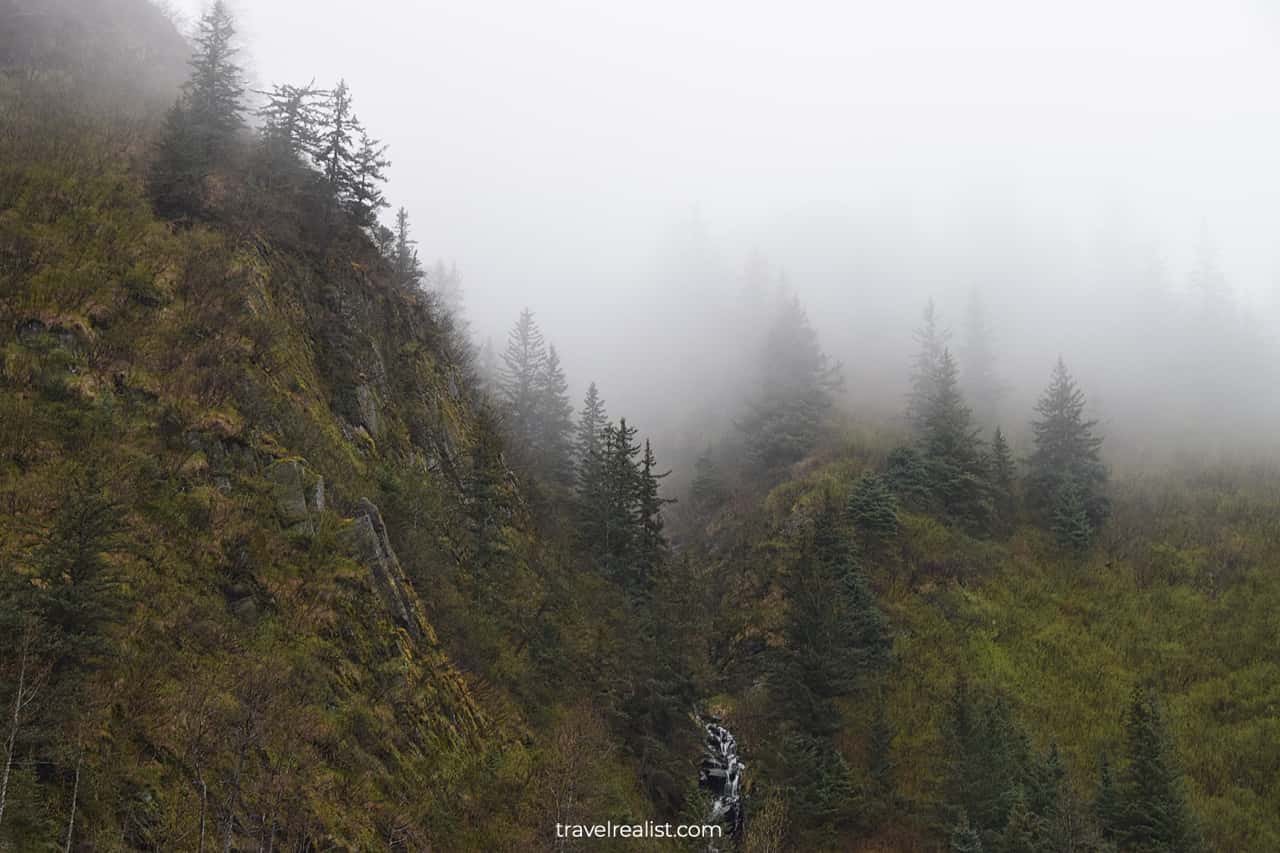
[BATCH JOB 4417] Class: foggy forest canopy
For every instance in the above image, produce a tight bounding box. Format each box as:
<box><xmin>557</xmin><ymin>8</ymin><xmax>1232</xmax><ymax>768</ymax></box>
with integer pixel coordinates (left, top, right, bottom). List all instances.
<box><xmin>6</xmin><ymin>0</ymin><xmax>1280</xmax><ymax>851</ymax></box>
<box><xmin>152</xmin><ymin>0</ymin><xmax>1280</xmax><ymax>473</ymax></box>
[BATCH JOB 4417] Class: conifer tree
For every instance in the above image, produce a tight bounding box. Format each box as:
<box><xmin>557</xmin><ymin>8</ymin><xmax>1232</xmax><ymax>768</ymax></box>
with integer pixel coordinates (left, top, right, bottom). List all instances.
<box><xmin>772</xmin><ymin>497</ymin><xmax>890</xmax><ymax>737</ymax></box>
<box><xmin>314</xmin><ymin>79</ymin><xmax>357</xmax><ymax>195</ymax></box>
<box><xmin>184</xmin><ymin>1</ymin><xmax>244</xmax><ymax>158</ymax></box>
<box><xmin>348</xmin><ymin>129</ymin><xmax>390</xmax><ymax>226</ymax></box>
<box><xmin>907</xmin><ymin>298</ymin><xmax>950</xmax><ymax>432</ymax></box>
<box><xmin>574</xmin><ymin>383</ymin><xmax>608</xmax><ymax>470</ymax></box>
<box><xmin>920</xmin><ymin>349</ymin><xmax>992</xmax><ymax>532</ymax></box>
<box><xmin>596</xmin><ymin>418</ymin><xmax>642</xmax><ymax>586</ymax></box>
<box><xmin>635</xmin><ymin>439</ymin><xmax>674</xmax><ymax>581</ymax></box>
<box><xmin>1113</xmin><ymin>688</ymin><xmax>1201</xmax><ymax>852</ymax></box>
<box><xmin>391</xmin><ymin>207</ymin><xmax>424</xmax><ymax>290</ymax></box>
<box><xmin>949</xmin><ymin>812</ymin><xmax>985</xmax><ymax>853</ymax></box>
<box><xmin>868</xmin><ymin>694</ymin><xmax>896</xmax><ymax>811</ymax></box>
<box><xmin>257</xmin><ymin>81</ymin><xmax>323</xmax><ymax>161</ymax></box>
<box><xmin>963</xmin><ymin>289</ymin><xmax>1005</xmax><ymax>427</ymax></box>
<box><xmin>498</xmin><ymin>309</ymin><xmax>548</xmax><ymax>466</ymax></box>
<box><xmin>688</xmin><ymin>446</ymin><xmax>729</xmax><ymax>513</ymax></box>
<box><xmin>149</xmin><ymin>1</ymin><xmax>245</xmax><ymax>216</ymax></box>
<box><xmin>535</xmin><ymin>345</ymin><xmax>575</xmax><ymax>489</ymax></box>
<box><xmin>1095</xmin><ymin>753</ymin><xmax>1122</xmax><ymax>841</ymax></box>
<box><xmin>1027</xmin><ymin>358</ymin><xmax>1109</xmax><ymax>535</ymax></box>
<box><xmin>988</xmin><ymin>427</ymin><xmax>1017</xmax><ymax>531</ymax></box>
<box><xmin>998</xmin><ymin>787</ymin><xmax>1044</xmax><ymax>853</ymax></box>
<box><xmin>1051</xmin><ymin>478</ymin><xmax>1093</xmax><ymax>552</ymax></box>
<box><xmin>739</xmin><ymin>294</ymin><xmax>840</xmax><ymax>469</ymax></box>
<box><xmin>847</xmin><ymin>473</ymin><xmax>899</xmax><ymax>548</ymax></box>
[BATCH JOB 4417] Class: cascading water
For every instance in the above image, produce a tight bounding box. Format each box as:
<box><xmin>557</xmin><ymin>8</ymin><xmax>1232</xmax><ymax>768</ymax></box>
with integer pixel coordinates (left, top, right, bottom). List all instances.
<box><xmin>698</xmin><ymin>715</ymin><xmax>745</xmax><ymax>847</ymax></box>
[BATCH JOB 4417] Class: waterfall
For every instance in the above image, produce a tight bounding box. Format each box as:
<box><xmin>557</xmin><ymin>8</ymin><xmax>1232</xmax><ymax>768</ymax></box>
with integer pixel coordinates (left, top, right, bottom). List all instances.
<box><xmin>698</xmin><ymin>715</ymin><xmax>745</xmax><ymax>845</ymax></box>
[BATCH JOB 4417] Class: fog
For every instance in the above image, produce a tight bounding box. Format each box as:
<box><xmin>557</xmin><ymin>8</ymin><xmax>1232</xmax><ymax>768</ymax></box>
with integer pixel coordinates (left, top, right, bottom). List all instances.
<box><xmin>174</xmin><ymin>0</ymin><xmax>1280</xmax><ymax>464</ymax></box>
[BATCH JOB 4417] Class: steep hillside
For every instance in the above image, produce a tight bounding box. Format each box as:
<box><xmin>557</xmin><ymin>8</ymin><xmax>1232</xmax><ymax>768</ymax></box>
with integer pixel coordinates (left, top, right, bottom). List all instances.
<box><xmin>686</xmin><ymin>436</ymin><xmax>1280</xmax><ymax>851</ymax></box>
<box><xmin>0</xmin><ymin>7</ymin><xmax>551</xmax><ymax>848</ymax></box>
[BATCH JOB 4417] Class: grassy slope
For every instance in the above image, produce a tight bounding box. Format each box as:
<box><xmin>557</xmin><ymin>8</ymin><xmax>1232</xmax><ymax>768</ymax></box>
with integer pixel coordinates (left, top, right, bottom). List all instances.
<box><xmin>0</xmin><ymin>83</ymin><xmax>550</xmax><ymax>848</ymax></box>
<box><xmin>716</xmin><ymin>438</ymin><xmax>1280</xmax><ymax>851</ymax></box>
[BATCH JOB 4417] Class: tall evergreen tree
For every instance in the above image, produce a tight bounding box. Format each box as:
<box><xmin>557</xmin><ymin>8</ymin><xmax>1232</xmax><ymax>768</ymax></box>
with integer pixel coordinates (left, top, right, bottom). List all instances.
<box><xmin>148</xmin><ymin>1</ymin><xmax>245</xmax><ymax>216</ymax></box>
<box><xmin>771</xmin><ymin>497</ymin><xmax>890</xmax><ymax>737</ymax></box>
<box><xmin>257</xmin><ymin>81</ymin><xmax>323</xmax><ymax>161</ymax></box>
<box><xmin>184</xmin><ymin>0</ymin><xmax>244</xmax><ymax>158</ymax></box>
<box><xmin>738</xmin><ymin>294</ymin><xmax>840</xmax><ymax>469</ymax></box>
<box><xmin>347</xmin><ymin>129</ymin><xmax>390</xmax><ymax>226</ymax></box>
<box><xmin>314</xmin><ymin>80</ymin><xmax>358</xmax><ymax>196</ymax></box>
<box><xmin>498</xmin><ymin>309</ymin><xmax>548</xmax><ymax>467</ymax></box>
<box><xmin>574</xmin><ymin>383</ymin><xmax>607</xmax><ymax>469</ymax></box>
<box><xmin>1027</xmin><ymin>358</ymin><xmax>1109</xmax><ymax>536</ymax></box>
<box><xmin>987</xmin><ymin>427</ymin><xmax>1016</xmax><ymax>532</ymax></box>
<box><xmin>847</xmin><ymin>473</ymin><xmax>899</xmax><ymax>548</ymax></box>
<box><xmin>534</xmin><ymin>345</ymin><xmax>575</xmax><ymax>489</ymax></box>
<box><xmin>920</xmin><ymin>349</ymin><xmax>991</xmax><ymax>532</ymax></box>
<box><xmin>634</xmin><ymin>439</ymin><xmax>674</xmax><ymax>582</ymax></box>
<box><xmin>688</xmin><ymin>446</ymin><xmax>729</xmax><ymax>513</ymax></box>
<box><xmin>1051</xmin><ymin>477</ymin><xmax>1093</xmax><ymax>552</ymax></box>
<box><xmin>906</xmin><ymin>298</ymin><xmax>950</xmax><ymax>433</ymax></box>
<box><xmin>962</xmin><ymin>289</ymin><xmax>1005</xmax><ymax>427</ymax></box>
<box><xmin>1112</xmin><ymin>688</ymin><xmax>1201</xmax><ymax>852</ymax></box>
<box><xmin>391</xmin><ymin>207</ymin><xmax>424</xmax><ymax>290</ymax></box>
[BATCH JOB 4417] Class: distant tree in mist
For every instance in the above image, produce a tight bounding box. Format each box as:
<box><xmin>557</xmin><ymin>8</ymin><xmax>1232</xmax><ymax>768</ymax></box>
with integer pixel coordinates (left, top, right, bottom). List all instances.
<box><xmin>906</xmin><ymin>299</ymin><xmax>950</xmax><ymax>433</ymax></box>
<box><xmin>257</xmin><ymin>81</ymin><xmax>324</xmax><ymax>163</ymax></box>
<box><xmin>961</xmin><ymin>289</ymin><xmax>1005</xmax><ymax>427</ymax></box>
<box><xmin>499</xmin><ymin>309</ymin><xmax>548</xmax><ymax>466</ymax></box>
<box><xmin>1027</xmin><ymin>358</ymin><xmax>1109</xmax><ymax>545</ymax></box>
<box><xmin>987</xmin><ymin>427</ymin><xmax>1017</xmax><ymax>533</ymax></box>
<box><xmin>149</xmin><ymin>0</ymin><xmax>245</xmax><ymax>216</ymax></box>
<box><xmin>347</xmin><ymin>129</ymin><xmax>390</xmax><ymax>226</ymax></box>
<box><xmin>688</xmin><ymin>446</ymin><xmax>729</xmax><ymax>513</ymax></box>
<box><xmin>918</xmin><ymin>349</ymin><xmax>992</xmax><ymax>533</ymax></box>
<box><xmin>535</xmin><ymin>345</ymin><xmax>575</xmax><ymax>489</ymax></box>
<box><xmin>738</xmin><ymin>294</ymin><xmax>841</xmax><ymax>470</ymax></box>
<box><xmin>391</xmin><ymin>207</ymin><xmax>424</xmax><ymax>290</ymax></box>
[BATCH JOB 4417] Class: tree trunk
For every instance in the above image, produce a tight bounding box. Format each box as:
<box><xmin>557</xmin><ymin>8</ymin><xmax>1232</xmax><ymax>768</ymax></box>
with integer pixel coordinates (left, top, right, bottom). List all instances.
<box><xmin>63</xmin><ymin>753</ymin><xmax>81</xmax><ymax>853</ymax></box>
<box><xmin>0</xmin><ymin>626</ymin><xmax>32</xmax><ymax>831</ymax></box>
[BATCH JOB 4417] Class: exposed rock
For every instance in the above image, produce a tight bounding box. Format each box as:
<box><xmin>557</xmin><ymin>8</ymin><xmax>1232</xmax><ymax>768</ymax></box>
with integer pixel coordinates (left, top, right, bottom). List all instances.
<box><xmin>267</xmin><ymin>459</ymin><xmax>313</xmax><ymax>533</ymax></box>
<box><xmin>347</xmin><ymin>498</ymin><xmax>427</xmax><ymax>641</ymax></box>
<box><xmin>355</xmin><ymin>383</ymin><xmax>381</xmax><ymax>437</ymax></box>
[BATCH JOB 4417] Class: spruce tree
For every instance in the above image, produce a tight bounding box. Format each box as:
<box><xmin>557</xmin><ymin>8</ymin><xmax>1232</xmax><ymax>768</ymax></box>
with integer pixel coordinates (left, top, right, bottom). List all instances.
<box><xmin>689</xmin><ymin>446</ymin><xmax>729</xmax><ymax>513</ymax></box>
<box><xmin>1095</xmin><ymin>753</ymin><xmax>1122</xmax><ymax>841</ymax></box>
<box><xmin>919</xmin><ymin>349</ymin><xmax>992</xmax><ymax>532</ymax></box>
<box><xmin>1114</xmin><ymin>688</ymin><xmax>1200</xmax><ymax>852</ymax></box>
<box><xmin>314</xmin><ymin>79</ymin><xmax>358</xmax><ymax>196</ymax></box>
<box><xmin>597</xmin><ymin>418</ymin><xmax>642</xmax><ymax>586</ymax></box>
<box><xmin>772</xmin><ymin>497</ymin><xmax>890</xmax><ymax>737</ymax></box>
<box><xmin>847</xmin><ymin>472</ymin><xmax>899</xmax><ymax>548</ymax></box>
<box><xmin>184</xmin><ymin>1</ymin><xmax>244</xmax><ymax>158</ymax></box>
<box><xmin>535</xmin><ymin>345</ymin><xmax>575</xmax><ymax>489</ymax></box>
<box><xmin>963</xmin><ymin>289</ymin><xmax>1005</xmax><ymax>427</ymax></box>
<box><xmin>906</xmin><ymin>298</ymin><xmax>950</xmax><ymax>433</ymax></box>
<box><xmin>739</xmin><ymin>294</ymin><xmax>840</xmax><ymax>469</ymax></box>
<box><xmin>257</xmin><ymin>81</ymin><xmax>323</xmax><ymax>161</ymax></box>
<box><xmin>868</xmin><ymin>693</ymin><xmax>896</xmax><ymax>814</ymax></box>
<box><xmin>1027</xmin><ymin>358</ymin><xmax>1109</xmax><ymax>534</ymax></box>
<box><xmin>1051</xmin><ymin>477</ymin><xmax>1093</xmax><ymax>552</ymax></box>
<box><xmin>498</xmin><ymin>309</ymin><xmax>548</xmax><ymax>467</ymax></box>
<box><xmin>988</xmin><ymin>427</ymin><xmax>1017</xmax><ymax>532</ymax></box>
<box><xmin>391</xmin><ymin>207</ymin><xmax>424</xmax><ymax>290</ymax></box>
<box><xmin>634</xmin><ymin>439</ymin><xmax>674</xmax><ymax>583</ymax></box>
<box><xmin>573</xmin><ymin>384</ymin><xmax>609</xmax><ymax>541</ymax></box>
<box><xmin>149</xmin><ymin>1</ymin><xmax>244</xmax><ymax>216</ymax></box>
<box><xmin>348</xmin><ymin>129</ymin><xmax>390</xmax><ymax>226</ymax></box>
<box><xmin>949</xmin><ymin>811</ymin><xmax>985</xmax><ymax>853</ymax></box>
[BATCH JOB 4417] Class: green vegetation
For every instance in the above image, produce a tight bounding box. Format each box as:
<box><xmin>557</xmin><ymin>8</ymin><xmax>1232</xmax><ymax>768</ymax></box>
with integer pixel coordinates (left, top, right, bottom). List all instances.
<box><xmin>2</xmin><ymin>2</ymin><xmax>1278</xmax><ymax>851</ymax></box>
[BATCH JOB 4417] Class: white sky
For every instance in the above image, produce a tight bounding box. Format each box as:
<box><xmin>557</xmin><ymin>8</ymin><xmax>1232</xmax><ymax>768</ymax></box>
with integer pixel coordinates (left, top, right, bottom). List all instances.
<box><xmin>171</xmin><ymin>0</ymin><xmax>1280</xmax><ymax>415</ymax></box>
